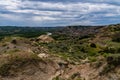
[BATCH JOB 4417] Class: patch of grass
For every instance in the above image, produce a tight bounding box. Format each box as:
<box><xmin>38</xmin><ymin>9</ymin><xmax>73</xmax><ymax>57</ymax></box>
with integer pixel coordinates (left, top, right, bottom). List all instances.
<box><xmin>100</xmin><ymin>54</ymin><xmax>120</xmax><ymax>75</ymax></box>
<box><xmin>102</xmin><ymin>53</ymin><xmax>110</xmax><ymax>58</ymax></box>
<box><xmin>0</xmin><ymin>52</ymin><xmax>41</xmax><ymax>76</ymax></box>
<box><xmin>101</xmin><ymin>40</ymin><xmax>120</xmax><ymax>53</ymax></box>
<box><xmin>112</xmin><ymin>32</ymin><xmax>120</xmax><ymax>42</ymax></box>
<box><xmin>52</xmin><ymin>76</ymin><xmax>64</xmax><ymax>80</ymax></box>
<box><xmin>103</xmin><ymin>39</ymin><xmax>120</xmax><ymax>48</ymax></box>
<box><xmin>1</xmin><ymin>43</ymin><xmax>8</xmax><ymax>47</ymax></box>
<box><xmin>88</xmin><ymin>56</ymin><xmax>97</xmax><ymax>62</ymax></box>
<box><xmin>94</xmin><ymin>61</ymin><xmax>103</xmax><ymax>68</ymax></box>
<box><xmin>70</xmin><ymin>72</ymin><xmax>80</xmax><ymax>79</ymax></box>
<box><xmin>99</xmin><ymin>64</ymin><xmax>115</xmax><ymax>76</ymax></box>
<box><xmin>5</xmin><ymin>49</ymin><xmax>20</xmax><ymax>54</ymax></box>
<box><xmin>0</xmin><ymin>63</ymin><xmax>11</xmax><ymax>76</ymax></box>
<box><xmin>106</xmin><ymin>54</ymin><xmax>120</xmax><ymax>66</ymax></box>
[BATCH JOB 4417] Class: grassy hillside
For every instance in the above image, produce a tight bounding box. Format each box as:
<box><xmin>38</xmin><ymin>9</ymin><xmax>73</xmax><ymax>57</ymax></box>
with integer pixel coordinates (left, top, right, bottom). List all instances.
<box><xmin>0</xmin><ymin>24</ymin><xmax>120</xmax><ymax>80</ymax></box>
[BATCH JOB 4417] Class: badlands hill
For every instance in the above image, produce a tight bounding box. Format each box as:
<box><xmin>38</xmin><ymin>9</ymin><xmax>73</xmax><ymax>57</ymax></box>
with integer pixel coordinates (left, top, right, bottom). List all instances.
<box><xmin>0</xmin><ymin>24</ymin><xmax>120</xmax><ymax>80</ymax></box>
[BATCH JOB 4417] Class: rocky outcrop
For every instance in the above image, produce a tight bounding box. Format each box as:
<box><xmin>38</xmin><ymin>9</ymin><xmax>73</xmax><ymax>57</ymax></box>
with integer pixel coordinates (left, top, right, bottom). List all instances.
<box><xmin>37</xmin><ymin>35</ymin><xmax>54</xmax><ymax>43</ymax></box>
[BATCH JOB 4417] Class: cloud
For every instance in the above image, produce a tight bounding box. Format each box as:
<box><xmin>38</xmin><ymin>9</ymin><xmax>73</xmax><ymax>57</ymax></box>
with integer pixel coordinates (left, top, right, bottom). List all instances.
<box><xmin>0</xmin><ymin>0</ymin><xmax>120</xmax><ymax>26</ymax></box>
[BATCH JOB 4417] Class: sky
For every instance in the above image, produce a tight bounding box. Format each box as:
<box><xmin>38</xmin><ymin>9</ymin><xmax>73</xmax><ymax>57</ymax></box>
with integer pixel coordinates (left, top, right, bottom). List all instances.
<box><xmin>0</xmin><ymin>0</ymin><xmax>120</xmax><ymax>27</ymax></box>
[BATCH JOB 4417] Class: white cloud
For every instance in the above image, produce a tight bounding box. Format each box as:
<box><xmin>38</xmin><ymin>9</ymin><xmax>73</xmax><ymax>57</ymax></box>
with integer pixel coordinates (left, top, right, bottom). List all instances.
<box><xmin>71</xmin><ymin>20</ymin><xmax>95</xmax><ymax>25</ymax></box>
<box><xmin>33</xmin><ymin>16</ymin><xmax>60</xmax><ymax>21</ymax></box>
<box><xmin>84</xmin><ymin>0</ymin><xmax>120</xmax><ymax>3</ymax></box>
<box><xmin>0</xmin><ymin>0</ymin><xmax>21</xmax><ymax>10</ymax></box>
<box><xmin>0</xmin><ymin>13</ymin><xmax>22</xmax><ymax>21</ymax></box>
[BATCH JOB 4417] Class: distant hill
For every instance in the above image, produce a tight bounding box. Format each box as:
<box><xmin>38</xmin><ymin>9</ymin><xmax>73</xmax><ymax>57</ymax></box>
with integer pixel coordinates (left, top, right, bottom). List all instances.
<box><xmin>0</xmin><ymin>26</ymin><xmax>62</xmax><ymax>39</ymax></box>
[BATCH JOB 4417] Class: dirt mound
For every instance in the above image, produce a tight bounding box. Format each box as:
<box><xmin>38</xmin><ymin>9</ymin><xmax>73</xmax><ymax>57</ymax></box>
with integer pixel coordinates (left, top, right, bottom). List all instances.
<box><xmin>0</xmin><ymin>52</ymin><xmax>59</xmax><ymax>80</ymax></box>
<box><xmin>37</xmin><ymin>35</ymin><xmax>54</xmax><ymax>43</ymax></box>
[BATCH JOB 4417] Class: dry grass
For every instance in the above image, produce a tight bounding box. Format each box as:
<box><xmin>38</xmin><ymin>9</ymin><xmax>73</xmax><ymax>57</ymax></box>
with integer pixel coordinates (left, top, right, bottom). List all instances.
<box><xmin>0</xmin><ymin>51</ymin><xmax>41</xmax><ymax>76</ymax></box>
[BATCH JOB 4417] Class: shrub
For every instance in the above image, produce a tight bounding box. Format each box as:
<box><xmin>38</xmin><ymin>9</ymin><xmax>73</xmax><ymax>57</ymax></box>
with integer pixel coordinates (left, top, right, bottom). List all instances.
<box><xmin>70</xmin><ymin>72</ymin><xmax>80</xmax><ymax>79</ymax></box>
<box><xmin>99</xmin><ymin>64</ymin><xmax>114</xmax><ymax>75</ymax></box>
<box><xmin>102</xmin><ymin>47</ymin><xmax>116</xmax><ymax>53</ymax></box>
<box><xmin>107</xmin><ymin>54</ymin><xmax>120</xmax><ymax>66</ymax></box>
<box><xmin>90</xmin><ymin>43</ymin><xmax>96</xmax><ymax>48</ymax></box>
<box><xmin>11</xmin><ymin>39</ymin><xmax>17</xmax><ymax>44</ymax></box>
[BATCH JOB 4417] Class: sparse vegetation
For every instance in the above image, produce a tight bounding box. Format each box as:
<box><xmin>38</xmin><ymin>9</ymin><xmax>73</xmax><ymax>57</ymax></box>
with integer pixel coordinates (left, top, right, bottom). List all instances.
<box><xmin>0</xmin><ymin>52</ymin><xmax>41</xmax><ymax>76</ymax></box>
<box><xmin>0</xmin><ymin>24</ymin><xmax>120</xmax><ymax>80</ymax></box>
<box><xmin>112</xmin><ymin>32</ymin><xmax>120</xmax><ymax>42</ymax></box>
